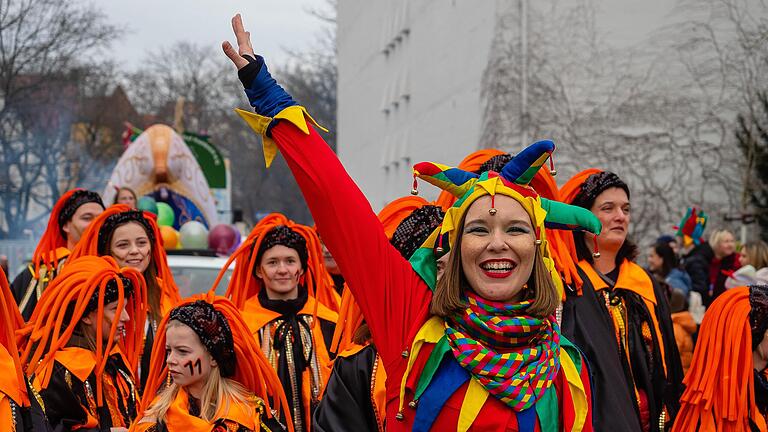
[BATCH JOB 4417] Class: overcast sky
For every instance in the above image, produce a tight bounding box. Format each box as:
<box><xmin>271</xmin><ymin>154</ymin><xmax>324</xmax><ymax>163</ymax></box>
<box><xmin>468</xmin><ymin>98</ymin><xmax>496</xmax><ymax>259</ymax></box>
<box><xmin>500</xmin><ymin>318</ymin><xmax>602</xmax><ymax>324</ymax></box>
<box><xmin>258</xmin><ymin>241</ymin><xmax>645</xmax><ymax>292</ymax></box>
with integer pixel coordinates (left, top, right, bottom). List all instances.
<box><xmin>101</xmin><ymin>0</ymin><xmax>324</xmax><ymax>69</ymax></box>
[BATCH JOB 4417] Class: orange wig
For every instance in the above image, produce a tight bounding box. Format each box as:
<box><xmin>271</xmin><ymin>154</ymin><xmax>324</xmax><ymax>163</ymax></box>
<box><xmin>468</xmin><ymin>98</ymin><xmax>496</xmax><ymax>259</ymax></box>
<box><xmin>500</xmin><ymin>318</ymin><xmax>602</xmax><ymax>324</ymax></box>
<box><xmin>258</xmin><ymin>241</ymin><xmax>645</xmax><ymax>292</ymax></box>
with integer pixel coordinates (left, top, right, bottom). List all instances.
<box><xmin>673</xmin><ymin>286</ymin><xmax>767</xmax><ymax>431</ymax></box>
<box><xmin>18</xmin><ymin>256</ymin><xmax>148</xmax><ymax>407</ymax></box>
<box><xmin>215</xmin><ymin>213</ymin><xmax>339</xmax><ymax>314</ymax></box>
<box><xmin>29</xmin><ymin>189</ymin><xmax>103</xmax><ymax>278</ymax></box>
<box><xmin>0</xmin><ymin>267</ymin><xmax>28</xmax><ymax>408</ymax></box>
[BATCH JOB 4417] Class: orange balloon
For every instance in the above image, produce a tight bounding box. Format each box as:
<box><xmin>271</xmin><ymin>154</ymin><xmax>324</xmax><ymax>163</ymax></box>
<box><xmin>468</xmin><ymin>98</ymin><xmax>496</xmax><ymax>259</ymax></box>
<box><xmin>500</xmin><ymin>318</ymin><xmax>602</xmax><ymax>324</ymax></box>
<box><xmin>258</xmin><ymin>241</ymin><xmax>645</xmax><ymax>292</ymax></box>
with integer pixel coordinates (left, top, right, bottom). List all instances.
<box><xmin>159</xmin><ymin>225</ymin><xmax>179</xmax><ymax>250</ymax></box>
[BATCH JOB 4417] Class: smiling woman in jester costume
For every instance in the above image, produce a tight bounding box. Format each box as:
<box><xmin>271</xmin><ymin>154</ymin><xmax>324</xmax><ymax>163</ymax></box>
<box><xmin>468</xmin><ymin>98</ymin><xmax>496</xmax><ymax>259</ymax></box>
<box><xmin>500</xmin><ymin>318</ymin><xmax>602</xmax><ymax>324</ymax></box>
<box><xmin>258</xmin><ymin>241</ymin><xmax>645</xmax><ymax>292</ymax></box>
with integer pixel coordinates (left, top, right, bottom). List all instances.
<box><xmin>223</xmin><ymin>14</ymin><xmax>599</xmax><ymax>431</ymax></box>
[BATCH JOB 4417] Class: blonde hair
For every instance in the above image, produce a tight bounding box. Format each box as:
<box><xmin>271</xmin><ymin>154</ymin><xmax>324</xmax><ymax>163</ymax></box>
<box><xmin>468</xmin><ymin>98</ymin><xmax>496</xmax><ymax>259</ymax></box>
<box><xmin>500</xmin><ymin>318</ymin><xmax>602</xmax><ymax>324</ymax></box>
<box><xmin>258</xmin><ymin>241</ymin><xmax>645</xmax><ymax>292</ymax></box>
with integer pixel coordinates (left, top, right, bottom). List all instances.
<box><xmin>142</xmin><ymin>321</ymin><xmax>257</xmax><ymax>423</ymax></box>
<box><xmin>431</xmin><ymin>213</ymin><xmax>559</xmax><ymax>318</ymax></box>
<box><xmin>708</xmin><ymin>229</ymin><xmax>734</xmax><ymax>250</ymax></box>
<box><xmin>742</xmin><ymin>240</ymin><xmax>768</xmax><ymax>269</ymax></box>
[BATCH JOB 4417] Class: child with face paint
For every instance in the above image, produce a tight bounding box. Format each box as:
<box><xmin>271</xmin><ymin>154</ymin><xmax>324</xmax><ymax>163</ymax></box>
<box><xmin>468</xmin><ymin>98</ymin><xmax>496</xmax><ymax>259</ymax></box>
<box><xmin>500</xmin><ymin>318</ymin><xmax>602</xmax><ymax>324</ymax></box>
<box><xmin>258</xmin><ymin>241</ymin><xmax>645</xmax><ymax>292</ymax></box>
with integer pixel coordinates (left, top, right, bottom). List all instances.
<box><xmin>213</xmin><ymin>214</ymin><xmax>338</xmax><ymax>432</ymax></box>
<box><xmin>18</xmin><ymin>256</ymin><xmax>147</xmax><ymax>432</ymax></box>
<box><xmin>133</xmin><ymin>296</ymin><xmax>289</xmax><ymax>432</ymax></box>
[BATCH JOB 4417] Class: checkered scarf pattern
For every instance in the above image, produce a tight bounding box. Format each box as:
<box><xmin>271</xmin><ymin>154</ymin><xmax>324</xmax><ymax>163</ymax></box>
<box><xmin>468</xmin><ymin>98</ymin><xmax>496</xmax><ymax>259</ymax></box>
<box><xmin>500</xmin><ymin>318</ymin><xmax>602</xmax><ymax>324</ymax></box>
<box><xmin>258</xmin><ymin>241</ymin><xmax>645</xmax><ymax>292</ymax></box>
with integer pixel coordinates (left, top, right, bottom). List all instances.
<box><xmin>445</xmin><ymin>291</ymin><xmax>561</xmax><ymax>411</ymax></box>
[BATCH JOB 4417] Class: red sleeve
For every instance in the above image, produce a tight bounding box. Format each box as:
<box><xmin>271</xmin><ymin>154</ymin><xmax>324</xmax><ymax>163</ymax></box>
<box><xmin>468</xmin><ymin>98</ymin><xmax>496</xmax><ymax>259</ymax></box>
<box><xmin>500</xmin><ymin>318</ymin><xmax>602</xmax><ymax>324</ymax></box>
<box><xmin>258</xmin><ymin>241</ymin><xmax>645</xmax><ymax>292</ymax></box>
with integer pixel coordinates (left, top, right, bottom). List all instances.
<box><xmin>269</xmin><ymin>121</ymin><xmax>432</xmax><ymax>367</ymax></box>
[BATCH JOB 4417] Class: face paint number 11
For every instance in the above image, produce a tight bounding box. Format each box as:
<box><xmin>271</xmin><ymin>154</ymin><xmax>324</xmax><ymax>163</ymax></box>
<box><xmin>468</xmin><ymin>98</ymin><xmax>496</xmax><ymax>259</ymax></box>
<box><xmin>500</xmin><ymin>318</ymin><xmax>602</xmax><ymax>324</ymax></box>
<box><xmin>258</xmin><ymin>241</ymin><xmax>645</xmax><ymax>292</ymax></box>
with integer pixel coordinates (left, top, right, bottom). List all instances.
<box><xmin>184</xmin><ymin>358</ymin><xmax>202</xmax><ymax>376</ymax></box>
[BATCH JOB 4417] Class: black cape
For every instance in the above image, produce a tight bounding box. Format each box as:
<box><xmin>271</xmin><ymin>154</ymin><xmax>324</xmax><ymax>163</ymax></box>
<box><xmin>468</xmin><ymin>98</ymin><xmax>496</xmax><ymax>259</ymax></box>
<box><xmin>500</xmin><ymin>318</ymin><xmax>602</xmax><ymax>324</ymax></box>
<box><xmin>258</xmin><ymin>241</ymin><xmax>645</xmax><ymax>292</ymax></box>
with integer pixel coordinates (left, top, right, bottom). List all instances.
<box><xmin>561</xmin><ymin>262</ymin><xmax>684</xmax><ymax>432</ymax></box>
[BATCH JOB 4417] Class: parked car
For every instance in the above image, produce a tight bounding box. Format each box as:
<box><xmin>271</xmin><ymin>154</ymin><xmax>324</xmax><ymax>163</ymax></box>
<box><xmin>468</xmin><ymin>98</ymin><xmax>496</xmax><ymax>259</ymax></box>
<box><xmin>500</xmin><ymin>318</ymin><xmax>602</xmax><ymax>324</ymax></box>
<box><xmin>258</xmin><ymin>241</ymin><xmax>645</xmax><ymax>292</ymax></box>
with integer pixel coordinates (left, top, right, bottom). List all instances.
<box><xmin>166</xmin><ymin>250</ymin><xmax>233</xmax><ymax>298</ymax></box>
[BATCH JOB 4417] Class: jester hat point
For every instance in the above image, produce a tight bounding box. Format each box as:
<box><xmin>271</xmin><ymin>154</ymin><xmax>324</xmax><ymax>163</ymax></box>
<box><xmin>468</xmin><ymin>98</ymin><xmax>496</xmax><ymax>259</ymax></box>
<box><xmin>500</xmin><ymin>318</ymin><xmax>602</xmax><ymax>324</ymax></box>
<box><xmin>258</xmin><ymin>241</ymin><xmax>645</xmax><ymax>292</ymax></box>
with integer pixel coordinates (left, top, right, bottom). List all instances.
<box><xmin>675</xmin><ymin>207</ymin><xmax>708</xmax><ymax>248</ymax></box>
<box><xmin>410</xmin><ymin>140</ymin><xmax>602</xmax><ymax>291</ymax></box>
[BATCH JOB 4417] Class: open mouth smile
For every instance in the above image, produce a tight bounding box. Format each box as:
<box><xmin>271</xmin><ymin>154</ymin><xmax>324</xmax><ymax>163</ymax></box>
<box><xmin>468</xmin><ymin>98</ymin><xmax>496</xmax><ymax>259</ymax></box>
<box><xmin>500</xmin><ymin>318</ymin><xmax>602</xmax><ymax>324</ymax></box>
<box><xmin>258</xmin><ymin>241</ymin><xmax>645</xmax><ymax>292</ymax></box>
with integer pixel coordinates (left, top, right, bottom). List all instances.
<box><xmin>480</xmin><ymin>259</ymin><xmax>517</xmax><ymax>279</ymax></box>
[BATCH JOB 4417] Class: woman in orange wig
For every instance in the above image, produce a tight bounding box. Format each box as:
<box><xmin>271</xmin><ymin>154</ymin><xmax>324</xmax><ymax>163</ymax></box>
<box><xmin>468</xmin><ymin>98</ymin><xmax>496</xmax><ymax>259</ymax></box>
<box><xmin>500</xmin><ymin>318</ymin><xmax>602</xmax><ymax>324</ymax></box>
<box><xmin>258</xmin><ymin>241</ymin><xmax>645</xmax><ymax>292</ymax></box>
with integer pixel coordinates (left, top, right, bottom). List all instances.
<box><xmin>11</xmin><ymin>188</ymin><xmax>104</xmax><ymax>319</ymax></box>
<box><xmin>672</xmin><ymin>284</ymin><xmax>768</xmax><ymax>431</ymax></box>
<box><xmin>212</xmin><ymin>213</ymin><xmax>338</xmax><ymax>432</ymax></box>
<box><xmin>19</xmin><ymin>256</ymin><xmax>147</xmax><ymax>431</ymax></box>
<box><xmin>70</xmin><ymin>204</ymin><xmax>182</xmax><ymax>388</ymax></box>
<box><xmin>132</xmin><ymin>294</ymin><xmax>290</xmax><ymax>432</ymax></box>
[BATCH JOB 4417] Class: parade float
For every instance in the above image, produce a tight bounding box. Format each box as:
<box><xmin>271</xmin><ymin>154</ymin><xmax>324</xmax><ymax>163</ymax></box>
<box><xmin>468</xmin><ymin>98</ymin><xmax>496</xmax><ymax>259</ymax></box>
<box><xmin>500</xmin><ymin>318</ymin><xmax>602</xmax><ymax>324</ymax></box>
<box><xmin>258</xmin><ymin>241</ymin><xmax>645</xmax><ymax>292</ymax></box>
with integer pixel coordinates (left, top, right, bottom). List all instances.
<box><xmin>103</xmin><ymin>123</ymin><xmax>241</xmax><ymax>254</ymax></box>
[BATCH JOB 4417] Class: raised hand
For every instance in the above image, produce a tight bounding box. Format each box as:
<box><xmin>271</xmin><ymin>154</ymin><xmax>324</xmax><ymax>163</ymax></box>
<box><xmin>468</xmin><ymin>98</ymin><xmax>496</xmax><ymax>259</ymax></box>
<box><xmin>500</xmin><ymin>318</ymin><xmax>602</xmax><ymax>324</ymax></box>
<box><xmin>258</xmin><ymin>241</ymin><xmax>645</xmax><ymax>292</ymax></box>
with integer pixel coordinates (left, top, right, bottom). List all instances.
<box><xmin>222</xmin><ymin>14</ymin><xmax>255</xmax><ymax>70</ymax></box>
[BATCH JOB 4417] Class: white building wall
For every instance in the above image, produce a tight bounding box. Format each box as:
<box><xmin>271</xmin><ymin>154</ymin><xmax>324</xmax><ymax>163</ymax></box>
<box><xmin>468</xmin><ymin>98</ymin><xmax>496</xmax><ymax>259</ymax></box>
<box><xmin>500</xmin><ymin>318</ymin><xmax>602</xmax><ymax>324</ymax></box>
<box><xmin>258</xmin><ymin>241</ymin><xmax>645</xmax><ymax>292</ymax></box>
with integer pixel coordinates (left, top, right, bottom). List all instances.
<box><xmin>337</xmin><ymin>1</ymin><xmax>497</xmax><ymax>210</ymax></box>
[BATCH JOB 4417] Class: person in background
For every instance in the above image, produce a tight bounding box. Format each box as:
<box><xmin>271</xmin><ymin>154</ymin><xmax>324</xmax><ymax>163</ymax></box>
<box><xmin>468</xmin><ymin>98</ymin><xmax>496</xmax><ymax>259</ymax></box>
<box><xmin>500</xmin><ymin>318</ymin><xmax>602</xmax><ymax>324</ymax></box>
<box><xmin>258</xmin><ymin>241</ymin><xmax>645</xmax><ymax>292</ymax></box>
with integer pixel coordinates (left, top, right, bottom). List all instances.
<box><xmin>673</xmin><ymin>285</ymin><xmax>768</xmax><ymax>431</ymax></box>
<box><xmin>656</xmin><ymin>234</ymin><xmax>679</xmax><ymax>255</ymax></box>
<box><xmin>648</xmin><ymin>242</ymin><xmax>692</xmax><ymax>295</ymax></box>
<box><xmin>217</xmin><ymin>213</ymin><xmax>338</xmax><ymax>432</ymax></box>
<box><xmin>560</xmin><ymin>169</ymin><xmax>684</xmax><ymax>432</ymax></box>
<box><xmin>114</xmin><ymin>187</ymin><xmax>138</xmax><ymax>209</ymax></box>
<box><xmin>676</xmin><ymin>207</ymin><xmax>716</xmax><ymax>307</ymax></box>
<box><xmin>11</xmin><ymin>189</ymin><xmax>105</xmax><ymax>319</ymax></box>
<box><xmin>667</xmin><ymin>286</ymin><xmax>696</xmax><ymax>375</ymax></box>
<box><xmin>727</xmin><ymin>240</ymin><xmax>768</xmax><ymax>288</ymax></box>
<box><xmin>706</xmin><ymin>229</ymin><xmax>740</xmax><ymax>303</ymax></box>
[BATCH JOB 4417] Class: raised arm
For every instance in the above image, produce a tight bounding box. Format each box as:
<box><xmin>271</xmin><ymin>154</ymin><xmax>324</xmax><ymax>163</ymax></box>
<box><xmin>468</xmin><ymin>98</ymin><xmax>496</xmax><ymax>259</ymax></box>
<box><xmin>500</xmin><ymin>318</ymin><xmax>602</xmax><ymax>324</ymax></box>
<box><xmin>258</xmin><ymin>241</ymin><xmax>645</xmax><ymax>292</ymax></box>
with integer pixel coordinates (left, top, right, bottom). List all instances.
<box><xmin>222</xmin><ymin>15</ymin><xmax>432</xmax><ymax>366</ymax></box>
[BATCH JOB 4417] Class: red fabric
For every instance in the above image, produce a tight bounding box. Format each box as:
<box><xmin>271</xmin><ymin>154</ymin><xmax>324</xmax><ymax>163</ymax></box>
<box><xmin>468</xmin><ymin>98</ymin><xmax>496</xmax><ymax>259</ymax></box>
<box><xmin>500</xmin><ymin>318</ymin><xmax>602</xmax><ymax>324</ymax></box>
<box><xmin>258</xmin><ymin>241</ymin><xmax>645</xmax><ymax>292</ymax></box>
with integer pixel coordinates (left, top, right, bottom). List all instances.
<box><xmin>269</xmin><ymin>121</ymin><xmax>576</xmax><ymax>431</ymax></box>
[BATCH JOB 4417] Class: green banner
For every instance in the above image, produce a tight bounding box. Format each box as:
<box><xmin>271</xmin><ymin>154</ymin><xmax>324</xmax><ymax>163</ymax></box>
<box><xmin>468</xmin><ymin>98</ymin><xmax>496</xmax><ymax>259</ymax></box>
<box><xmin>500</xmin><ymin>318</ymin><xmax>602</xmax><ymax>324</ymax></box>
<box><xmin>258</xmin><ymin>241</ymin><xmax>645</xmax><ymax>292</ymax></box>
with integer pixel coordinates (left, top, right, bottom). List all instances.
<box><xmin>183</xmin><ymin>131</ymin><xmax>227</xmax><ymax>189</ymax></box>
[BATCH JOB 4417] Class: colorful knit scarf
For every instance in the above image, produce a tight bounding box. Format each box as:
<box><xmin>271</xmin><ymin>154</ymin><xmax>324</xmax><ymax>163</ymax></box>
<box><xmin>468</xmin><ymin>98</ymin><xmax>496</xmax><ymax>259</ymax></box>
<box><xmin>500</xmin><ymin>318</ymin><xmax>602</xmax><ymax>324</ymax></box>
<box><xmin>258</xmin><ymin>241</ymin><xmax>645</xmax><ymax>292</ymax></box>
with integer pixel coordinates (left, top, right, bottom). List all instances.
<box><xmin>445</xmin><ymin>291</ymin><xmax>561</xmax><ymax>411</ymax></box>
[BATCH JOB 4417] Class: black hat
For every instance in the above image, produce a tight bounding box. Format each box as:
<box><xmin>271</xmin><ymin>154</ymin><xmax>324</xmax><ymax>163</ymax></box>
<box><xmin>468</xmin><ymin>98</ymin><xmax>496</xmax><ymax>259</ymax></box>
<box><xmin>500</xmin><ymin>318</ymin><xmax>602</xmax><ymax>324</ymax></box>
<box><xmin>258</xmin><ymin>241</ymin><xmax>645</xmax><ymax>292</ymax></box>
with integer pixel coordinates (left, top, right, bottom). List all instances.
<box><xmin>255</xmin><ymin>225</ymin><xmax>309</xmax><ymax>269</ymax></box>
<box><xmin>169</xmin><ymin>300</ymin><xmax>236</xmax><ymax>377</ymax></box>
<box><xmin>571</xmin><ymin>171</ymin><xmax>630</xmax><ymax>209</ymax></box>
<box><xmin>57</xmin><ymin>190</ymin><xmax>105</xmax><ymax>238</ymax></box>
<box><xmin>390</xmin><ymin>205</ymin><xmax>445</xmax><ymax>260</ymax></box>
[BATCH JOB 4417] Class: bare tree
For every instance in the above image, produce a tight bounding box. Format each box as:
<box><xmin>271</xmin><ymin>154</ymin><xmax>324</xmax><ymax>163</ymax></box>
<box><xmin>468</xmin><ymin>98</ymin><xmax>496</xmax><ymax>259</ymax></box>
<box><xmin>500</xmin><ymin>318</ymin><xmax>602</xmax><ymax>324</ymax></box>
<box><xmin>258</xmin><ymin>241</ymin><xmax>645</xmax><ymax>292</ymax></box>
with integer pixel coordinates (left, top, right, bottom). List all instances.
<box><xmin>0</xmin><ymin>0</ymin><xmax>119</xmax><ymax>238</ymax></box>
<box><xmin>480</xmin><ymin>0</ymin><xmax>766</xmax><ymax>245</ymax></box>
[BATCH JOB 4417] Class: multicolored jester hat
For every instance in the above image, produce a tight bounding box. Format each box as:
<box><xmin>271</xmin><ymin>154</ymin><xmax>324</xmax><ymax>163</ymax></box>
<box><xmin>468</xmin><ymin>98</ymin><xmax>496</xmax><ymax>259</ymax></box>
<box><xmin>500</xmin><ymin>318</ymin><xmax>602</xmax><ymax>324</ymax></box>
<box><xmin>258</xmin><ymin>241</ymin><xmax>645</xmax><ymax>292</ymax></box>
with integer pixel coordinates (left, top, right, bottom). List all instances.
<box><xmin>408</xmin><ymin>139</ymin><xmax>603</xmax><ymax>295</ymax></box>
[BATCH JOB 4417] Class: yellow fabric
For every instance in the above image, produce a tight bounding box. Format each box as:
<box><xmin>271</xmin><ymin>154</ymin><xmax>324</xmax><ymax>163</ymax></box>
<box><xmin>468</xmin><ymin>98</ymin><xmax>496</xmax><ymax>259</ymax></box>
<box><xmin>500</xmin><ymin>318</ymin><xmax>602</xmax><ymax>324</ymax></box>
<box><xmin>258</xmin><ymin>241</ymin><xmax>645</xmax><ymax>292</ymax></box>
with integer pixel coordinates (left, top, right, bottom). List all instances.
<box><xmin>398</xmin><ymin>316</ymin><xmax>445</xmax><ymax>413</ymax></box>
<box><xmin>560</xmin><ymin>348</ymin><xmax>587</xmax><ymax>432</ymax></box>
<box><xmin>236</xmin><ymin>106</ymin><xmax>328</xmax><ymax>168</ymax></box>
<box><xmin>457</xmin><ymin>378</ymin><xmax>489</xmax><ymax>432</ymax></box>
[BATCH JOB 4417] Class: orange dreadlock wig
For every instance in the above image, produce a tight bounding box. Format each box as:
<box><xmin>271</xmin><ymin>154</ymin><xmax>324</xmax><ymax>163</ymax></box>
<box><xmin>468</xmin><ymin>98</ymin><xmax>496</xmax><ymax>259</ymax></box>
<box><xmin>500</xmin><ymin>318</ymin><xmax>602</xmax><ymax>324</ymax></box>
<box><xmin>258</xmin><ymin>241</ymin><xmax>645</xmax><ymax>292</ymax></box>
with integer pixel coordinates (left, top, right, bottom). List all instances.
<box><xmin>434</xmin><ymin>149</ymin><xmax>505</xmax><ymax>210</ymax></box>
<box><xmin>673</xmin><ymin>286</ymin><xmax>768</xmax><ymax>432</ymax></box>
<box><xmin>330</xmin><ymin>196</ymin><xmax>435</xmax><ymax>355</ymax></box>
<box><xmin>216</xmin><ymin>213</ymin><xmax>339</xmax><ymax>313</ymax></box>
<box><xmin>29</xmin><ymin>189</ymin><xmax>105</xmax><ymax>278</ymax></box>
<box><xmin>139</xmin><ymin>293</ymin><xmax>292</xmax><ymax>429</ymax></box>
<box><xmin>0</xmin><ymin>267</ymin><xmax>28</xmax><ymax>416</ymax></box>
<box><xmin>69</xmin><ymin>204</ymin><xmax>181</xmax><ymax>318</ymax></box>
<box><xmin>18</xmin><ymin>256</ymin><xmax>147</xmax><ymax>408</ymax></box>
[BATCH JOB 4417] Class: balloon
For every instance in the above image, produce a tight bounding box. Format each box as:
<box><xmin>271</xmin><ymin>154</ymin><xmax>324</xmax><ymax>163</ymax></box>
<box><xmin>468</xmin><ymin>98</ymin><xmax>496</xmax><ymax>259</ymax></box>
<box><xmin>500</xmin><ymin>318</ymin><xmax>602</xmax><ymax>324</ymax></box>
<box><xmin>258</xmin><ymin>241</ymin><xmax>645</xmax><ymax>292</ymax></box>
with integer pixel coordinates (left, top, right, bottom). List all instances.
<box><xmin>137</xmin><ymin>196</ymin><xmax>158</xmax><ymax>215</ymax></box>
<box><xmin>156</xmin><ymin>202</ymin><xmax>175</xmax><ymax>227</ymax></box>
<box><xmin>179</xmin><ymin>221</ymin><xmax>209</xmax><ymax>249</ymax></box>
<box><xmin>208</xmin><ymin>224</ymin><xmax>240</xmax><ymax>255</ymax></box>
<box><xmin>159</xmin><ymin>225</ymin><xmax>179</xmax><ymax>250</ymax></box>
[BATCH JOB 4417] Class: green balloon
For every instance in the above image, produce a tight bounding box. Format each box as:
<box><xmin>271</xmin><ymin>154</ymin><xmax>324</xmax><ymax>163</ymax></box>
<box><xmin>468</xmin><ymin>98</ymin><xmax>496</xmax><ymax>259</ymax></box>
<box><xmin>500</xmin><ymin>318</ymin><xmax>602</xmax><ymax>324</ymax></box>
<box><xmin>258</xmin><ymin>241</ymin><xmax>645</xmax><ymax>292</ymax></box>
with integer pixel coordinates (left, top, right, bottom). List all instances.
<box><xmin>156</xmin><ymin>202</ymin><xmax>175</xmax><ymax>227</ymax></box>
<box><xmin>137</xmin><ymin>196</ymin><xmax>158</xmax><ymax>215</ymax></box>
<box><xmin>179</xmin><ymin>221</ymin><xmax>209</xmax><ymax>249</ymax></box>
